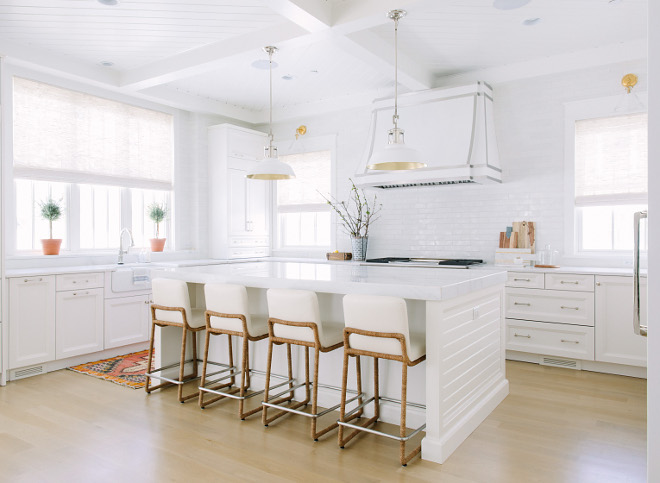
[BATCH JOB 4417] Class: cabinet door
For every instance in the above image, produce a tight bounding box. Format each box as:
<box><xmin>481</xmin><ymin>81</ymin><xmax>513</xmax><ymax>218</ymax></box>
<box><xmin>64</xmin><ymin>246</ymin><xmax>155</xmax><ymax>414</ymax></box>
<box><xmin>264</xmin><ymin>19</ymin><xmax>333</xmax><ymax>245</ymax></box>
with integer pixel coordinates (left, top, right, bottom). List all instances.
<box><xmin>228</xmin><ymin>167</ymin><xmax>248</xmax><ymax>236</ymax></box>
<box><xmin>56</xmin><ymin>288</ymin><xmax>104</xmax><ymax>359</ymax></box>
<box><xmin>9</xmin><ymin>276</ymin><xmax>56</xmax><ymax>368</ymax></box>
<box><xmin>595</xmin><ymin>276</ymin><xmax>647</xmax><ymax>367</ymax></box>
<box><xmin>104</xmin><ymin>294</ymin><xmax>151</xmax><ymax>349</ymax></box>
<box><xmin>247</xmin><ymin>176</ymin><xmax>270</xmax><ymax>236</ymax></box>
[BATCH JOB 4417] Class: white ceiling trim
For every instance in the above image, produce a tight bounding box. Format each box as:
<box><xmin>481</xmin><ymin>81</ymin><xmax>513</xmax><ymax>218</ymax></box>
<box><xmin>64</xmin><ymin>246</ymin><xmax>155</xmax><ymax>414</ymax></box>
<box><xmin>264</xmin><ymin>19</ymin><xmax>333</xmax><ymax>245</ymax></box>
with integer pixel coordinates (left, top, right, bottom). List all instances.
<box><xmin>119</xmin><ymin>21</ymin><xmax>307</xmax><ymax>91</ymax></box>
<box><xmin>338</xmin><ymin>30</ymin><xmax>432</xmax><ymax>91</ymax></box>
<box><xmin>260</xmin><ymin>0</ymin><xmax>332</xmax><ymax>33</ymax></box>
<box><xmin>434</xmin><ymin>39</ymin><xmax>648</xmax><ymax>88</ymax></box>
<box><xmin>0</xmin><ymin>38</ymin><xmax>118</xmax><ymax>87</ymax></box>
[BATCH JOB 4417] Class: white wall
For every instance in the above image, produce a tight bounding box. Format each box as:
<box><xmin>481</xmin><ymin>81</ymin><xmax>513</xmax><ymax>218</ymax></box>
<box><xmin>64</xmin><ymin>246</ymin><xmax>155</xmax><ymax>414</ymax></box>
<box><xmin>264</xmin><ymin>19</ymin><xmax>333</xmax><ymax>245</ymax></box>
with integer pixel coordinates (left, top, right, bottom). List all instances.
<box><xmin>269</xmin><ymin>59</ymin><xmax>647</xmax><ymax>264</ymax></box>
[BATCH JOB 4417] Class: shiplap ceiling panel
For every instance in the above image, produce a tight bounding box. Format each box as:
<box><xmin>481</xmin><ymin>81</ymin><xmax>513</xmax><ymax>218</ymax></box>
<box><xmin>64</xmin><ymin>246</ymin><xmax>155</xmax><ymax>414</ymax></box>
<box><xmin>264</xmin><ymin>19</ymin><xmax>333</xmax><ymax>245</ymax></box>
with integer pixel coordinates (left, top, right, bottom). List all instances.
<box><xmin>0</xmin><ymin>0</ymin><xmax>283</xmax><ymax>69</ymax></box>
<box><xmin>165</xmin><ymin>40</ymin><xmax>395</xmax><ymax>112</ymax></box>
<box><xmin>0</xmin><ymin>0</ymin><xmax>648</xmax><ymax>120</ymax></box>
<box><xmin>369</xmin><ymin>0</ymin><xmax>648</xmax><ymax>76</ymax></box>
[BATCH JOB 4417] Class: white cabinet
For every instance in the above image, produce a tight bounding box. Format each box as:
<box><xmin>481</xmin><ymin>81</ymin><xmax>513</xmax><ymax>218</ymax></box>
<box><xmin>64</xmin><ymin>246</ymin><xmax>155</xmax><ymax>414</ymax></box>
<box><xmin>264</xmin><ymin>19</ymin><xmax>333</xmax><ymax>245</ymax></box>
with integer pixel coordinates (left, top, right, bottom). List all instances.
<box><xmin>104</xmin><ymin>294</ymin><xmax>151</xmax><ymax>349</ymax></box>
<box><xmin>209</xmin><ymin>124</ymin><xmax>271</xmax><ymax>259</ymax></box>
<box><xmin>506</xmin><ymin>288</ymin><xmax>594</xmax><ymax>327</ymax></box>
<box><xmin>506</xmin><ymin>319</ymin><xmax>595</xmax><ymax>360</ymax></box>
<box><xmin>56</xmin><ymin>288</ymin><xmax>104</xmax><ymax>359</ymax></box>
<box><xmin>9</xmin><ymin>276</ymin><xmax>56</xmax><ymax>368</ymax></box>
<box><xmin>595</xmin><ymin>276</ymin><xmax>647</xmax><ymax>367</ymax></box>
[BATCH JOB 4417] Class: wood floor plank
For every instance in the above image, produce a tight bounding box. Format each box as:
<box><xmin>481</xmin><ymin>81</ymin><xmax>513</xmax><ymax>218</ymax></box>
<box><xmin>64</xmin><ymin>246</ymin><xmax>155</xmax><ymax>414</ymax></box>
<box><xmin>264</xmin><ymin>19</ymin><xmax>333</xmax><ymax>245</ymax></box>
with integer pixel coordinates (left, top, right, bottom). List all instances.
<box><xmin>0</xmin><ymin>361</ymin><xmax>646</xmax><ymax>482</ymax></box>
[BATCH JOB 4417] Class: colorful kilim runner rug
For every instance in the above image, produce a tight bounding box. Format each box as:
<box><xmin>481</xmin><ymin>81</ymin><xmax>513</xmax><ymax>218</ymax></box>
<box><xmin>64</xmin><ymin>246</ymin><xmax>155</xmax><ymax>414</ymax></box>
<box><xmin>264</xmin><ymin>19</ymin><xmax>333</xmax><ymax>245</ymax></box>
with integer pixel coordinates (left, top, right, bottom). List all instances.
<box><xmin>67</xmin><ymin>350</ymin><xmax>152</xmax><ymax>389</ymax></box>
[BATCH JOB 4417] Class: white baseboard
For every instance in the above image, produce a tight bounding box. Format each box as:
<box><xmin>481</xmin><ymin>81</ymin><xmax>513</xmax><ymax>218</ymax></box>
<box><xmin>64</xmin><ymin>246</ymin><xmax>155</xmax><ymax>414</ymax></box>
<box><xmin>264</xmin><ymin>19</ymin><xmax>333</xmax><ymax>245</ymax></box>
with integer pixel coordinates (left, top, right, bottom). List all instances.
<box><xmin>506</xmin><ymin>351</ymin><xmax>647</xmax><ymax>379</ymax></box>
<box><xmin>8</xmin><ymin>342</ymin><xmax>149</xmax><ymax>381</ymax></box>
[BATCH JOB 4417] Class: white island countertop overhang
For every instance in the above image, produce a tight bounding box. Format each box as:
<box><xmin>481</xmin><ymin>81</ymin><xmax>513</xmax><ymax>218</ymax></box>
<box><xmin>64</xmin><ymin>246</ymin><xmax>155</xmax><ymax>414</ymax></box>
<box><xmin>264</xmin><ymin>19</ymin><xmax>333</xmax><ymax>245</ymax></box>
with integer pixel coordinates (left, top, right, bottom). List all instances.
<box><xmin>151</xmin><ymin>261</ymin><xmax>509</xmax><ymax>466</ymax></box>
<box><xmin>150</xmin><ymin>261</ymin><xmax>507</xmax><ymax>301</ymax></box>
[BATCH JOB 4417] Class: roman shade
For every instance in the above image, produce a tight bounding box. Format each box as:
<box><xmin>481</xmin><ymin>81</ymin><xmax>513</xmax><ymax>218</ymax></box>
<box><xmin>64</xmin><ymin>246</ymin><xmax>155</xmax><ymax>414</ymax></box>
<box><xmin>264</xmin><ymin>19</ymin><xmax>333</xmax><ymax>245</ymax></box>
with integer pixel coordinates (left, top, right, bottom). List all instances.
<box><xmin>13</xmin><ymin>77</ymin><xmax>174</xmax><ymax>190</ymax></box>
<box><xmin>574</xmin><ymin>113</ymin><xmax>648</xmax><ymax>205</ymax></box>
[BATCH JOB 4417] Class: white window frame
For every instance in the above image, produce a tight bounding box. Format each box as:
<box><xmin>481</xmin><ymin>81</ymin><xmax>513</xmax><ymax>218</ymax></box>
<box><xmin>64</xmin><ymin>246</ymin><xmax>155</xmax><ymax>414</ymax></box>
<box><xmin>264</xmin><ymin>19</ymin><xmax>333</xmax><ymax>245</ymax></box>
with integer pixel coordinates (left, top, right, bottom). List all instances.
<box><xmin>271</xmin><ymin>134</ymin><xmax>337</xmax><ymax>256</ymax></box>
<box><xmin>563</xmin><ymin>93</ymin><xmax>648</xmax><ymax>260</ymax></box>
<box><xmin>2</xmin><ymin>65</ymin><xmax>179</xmax><ymax>257</ymax></box>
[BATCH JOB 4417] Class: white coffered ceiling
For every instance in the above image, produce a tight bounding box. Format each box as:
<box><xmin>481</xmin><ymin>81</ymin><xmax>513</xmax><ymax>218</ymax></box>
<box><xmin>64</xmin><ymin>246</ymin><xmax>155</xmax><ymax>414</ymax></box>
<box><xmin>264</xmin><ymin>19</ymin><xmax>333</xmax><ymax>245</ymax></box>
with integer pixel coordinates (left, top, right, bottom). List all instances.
<box><xmin>0</xmin><ymin>0</ymin><xmax>648</xmax><ymax>123</ymax></box>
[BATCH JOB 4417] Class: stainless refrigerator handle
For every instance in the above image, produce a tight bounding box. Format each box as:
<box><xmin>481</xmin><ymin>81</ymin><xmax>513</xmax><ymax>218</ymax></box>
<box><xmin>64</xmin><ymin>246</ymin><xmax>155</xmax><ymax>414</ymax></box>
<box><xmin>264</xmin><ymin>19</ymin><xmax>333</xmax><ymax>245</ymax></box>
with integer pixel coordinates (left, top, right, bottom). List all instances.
<box><xmin>633</xmin><ymin>210</ymin><xmax>648</xmax><ymax>337</ymax></box>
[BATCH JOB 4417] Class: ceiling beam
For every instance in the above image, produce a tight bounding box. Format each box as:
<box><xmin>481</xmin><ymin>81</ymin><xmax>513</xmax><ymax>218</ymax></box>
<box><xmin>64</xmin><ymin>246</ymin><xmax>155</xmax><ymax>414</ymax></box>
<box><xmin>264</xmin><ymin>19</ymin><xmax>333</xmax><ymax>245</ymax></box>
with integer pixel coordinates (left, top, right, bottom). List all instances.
<box><xmin>0</xmin><ymin>38</ymin><xmax>118</xmax><ymax>87</ymax></box>
<box><xmin>119</xmin><ymin>21</ymin><xmax>307</xmax><ymax>91</ymax></box>
<box><xmin>138</xmin><ymin>85</ymin><xmax>263</xmax><ymax>123</ymax></box>
<box><xmin>434</xmin><ymin>39</ymin><xmax>648</xmax><ymax>88</ymax></box>
<box><xmin>334</xmin><ymin>30</ymin><xmax>433</xmax><ymax>91</ymax></box>
<box><xmin>260</xmin><ymin>0</ymin><xmax>332</xmax><ymax>33</ymax></box>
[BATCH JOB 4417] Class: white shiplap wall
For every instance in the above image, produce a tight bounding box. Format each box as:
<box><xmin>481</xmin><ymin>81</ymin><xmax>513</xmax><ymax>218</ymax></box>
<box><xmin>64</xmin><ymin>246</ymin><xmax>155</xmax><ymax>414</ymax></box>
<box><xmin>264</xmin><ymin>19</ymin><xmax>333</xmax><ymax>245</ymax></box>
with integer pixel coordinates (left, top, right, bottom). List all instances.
<box><xmin>268</xmin><ymin>59</ymin><xmax>647</xmax><ymax>265</ymax></box>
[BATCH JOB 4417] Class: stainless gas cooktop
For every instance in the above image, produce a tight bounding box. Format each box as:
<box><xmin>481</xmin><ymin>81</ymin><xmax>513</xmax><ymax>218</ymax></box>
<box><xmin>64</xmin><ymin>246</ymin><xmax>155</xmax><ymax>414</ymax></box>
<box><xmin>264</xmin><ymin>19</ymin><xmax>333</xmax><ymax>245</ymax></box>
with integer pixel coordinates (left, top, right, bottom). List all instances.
<box><xmin>364</xmin><ymin>258</ymin><xmax>484</xmax><ymax>269</ymax></box>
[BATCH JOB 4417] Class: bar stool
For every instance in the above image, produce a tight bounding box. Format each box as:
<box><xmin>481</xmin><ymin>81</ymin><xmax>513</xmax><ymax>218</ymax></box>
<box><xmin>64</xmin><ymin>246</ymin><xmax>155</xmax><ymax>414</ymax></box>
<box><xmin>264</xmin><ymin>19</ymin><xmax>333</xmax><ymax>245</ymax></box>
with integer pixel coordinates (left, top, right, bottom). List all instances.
<box><xmin>145</xmin><ymin>278</ymin><xmax>206</xmax><ymax>403</ymax></box>
<box><xmin>199</xmin><ymin>283</ymin><xmax>275</xmax><ymax>420</ymax></box>
<box><xmin>338</xmin><ymin>294</ymin><xmax>426</xmax><ymax>466</ymax></box>
<box><xmin>262</xmin><ymin>288</ymin><xmax>364</xmax><ymax>441</ymax></box>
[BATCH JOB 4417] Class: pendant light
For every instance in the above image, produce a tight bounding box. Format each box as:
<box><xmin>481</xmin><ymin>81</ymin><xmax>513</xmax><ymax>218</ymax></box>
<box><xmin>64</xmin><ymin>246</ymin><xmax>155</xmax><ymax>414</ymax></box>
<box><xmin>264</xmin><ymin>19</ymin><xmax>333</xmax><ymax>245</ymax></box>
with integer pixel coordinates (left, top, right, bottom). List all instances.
<box><xmin>247</xmin><ymin>46</ymin><xmax>296</xmax><ymax>180</ymax></box>
<box><xmin>367</xmin><ymin>10</ymin><xmax>426</xmax><ymax>171</ymax></box>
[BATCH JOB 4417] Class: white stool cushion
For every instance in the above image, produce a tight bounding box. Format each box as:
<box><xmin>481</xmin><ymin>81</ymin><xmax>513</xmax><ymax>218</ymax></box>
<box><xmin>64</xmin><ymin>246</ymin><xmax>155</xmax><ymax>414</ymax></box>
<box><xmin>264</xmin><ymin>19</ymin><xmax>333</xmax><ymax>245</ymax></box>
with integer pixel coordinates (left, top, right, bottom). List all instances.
<box><xmin>152</xmin><ymin>278</ymin><xmax>204</xmax><ymax>328</ymax></box>
<box><xmin>204</xmin><ymin>283</ymin><xmax>266</xmax><ymax>337</ymax></box>
<box><xmin>267</xmin><ymin>289</ymin><xmax>341</xmax><ymax>349</ymax></box>
<box><xmin>343</xmin><ymin>294</ymin><xmax>425</xmax><ymax>361</ymax></box>
<box><xmin>188</xmin><ymin>308</ymin><xmax>207</xmax><ymax>329</ymax></box>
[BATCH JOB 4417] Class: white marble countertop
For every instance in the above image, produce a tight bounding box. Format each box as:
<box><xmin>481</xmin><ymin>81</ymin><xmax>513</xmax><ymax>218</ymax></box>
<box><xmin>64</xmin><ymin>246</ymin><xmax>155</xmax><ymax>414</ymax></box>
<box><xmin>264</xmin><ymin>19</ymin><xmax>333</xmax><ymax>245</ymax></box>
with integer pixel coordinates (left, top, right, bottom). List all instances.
<box><xmin>152</xmin><ymin>261</ymin><xmax>507</xmax><ymax>301</ymax></box>
<box><xmin>4</xmin><ymin>256</ymin><xmax>642</xmax><ymax>279</ymax></box>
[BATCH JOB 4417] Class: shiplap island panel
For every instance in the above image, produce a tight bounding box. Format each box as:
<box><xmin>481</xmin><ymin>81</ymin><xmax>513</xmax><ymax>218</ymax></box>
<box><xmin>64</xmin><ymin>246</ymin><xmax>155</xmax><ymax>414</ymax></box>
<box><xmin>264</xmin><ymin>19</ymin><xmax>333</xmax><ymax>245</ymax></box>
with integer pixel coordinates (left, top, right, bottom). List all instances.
<box><xmin>152</xmin><ymin>261</ymin><xmax>509</xmax><ymax>465</ymax></box>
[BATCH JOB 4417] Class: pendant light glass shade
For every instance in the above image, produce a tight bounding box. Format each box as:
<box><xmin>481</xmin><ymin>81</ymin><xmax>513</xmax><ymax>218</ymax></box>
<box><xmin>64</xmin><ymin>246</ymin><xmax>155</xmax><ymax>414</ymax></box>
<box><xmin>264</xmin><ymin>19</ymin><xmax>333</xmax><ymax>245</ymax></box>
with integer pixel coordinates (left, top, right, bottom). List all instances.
<box><xmin>246</xmin><ymin>46</ymin><xmax>295</xmax><ymax>180</ymax></box>
<box><xmin>367</xmin><ymin>10</ymin><xmax>426</xmax><ymax>172</ymax></box>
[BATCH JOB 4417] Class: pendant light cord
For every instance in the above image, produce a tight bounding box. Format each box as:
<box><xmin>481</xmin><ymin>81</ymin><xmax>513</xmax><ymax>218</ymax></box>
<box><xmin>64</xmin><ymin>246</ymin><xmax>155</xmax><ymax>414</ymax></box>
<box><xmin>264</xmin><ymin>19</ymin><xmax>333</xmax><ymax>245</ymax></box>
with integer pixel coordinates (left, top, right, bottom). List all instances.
<box><xmin>393</xmin><ymin>15</ymin><xmax>399</xmax><ymax>130</ymax></box>
<box><xmin>268</xmin><ymin>48</ymin><xmax>274</xmax><ymax>154</ymax></box>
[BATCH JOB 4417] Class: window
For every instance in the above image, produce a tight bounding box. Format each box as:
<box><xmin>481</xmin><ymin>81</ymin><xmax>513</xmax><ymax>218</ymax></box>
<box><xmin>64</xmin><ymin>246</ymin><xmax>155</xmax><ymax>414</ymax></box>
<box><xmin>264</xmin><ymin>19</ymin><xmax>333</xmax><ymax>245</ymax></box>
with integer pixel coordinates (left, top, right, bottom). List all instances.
<box><xmin>572</xmin><ymin>112</ymin><xmax>648</xmax><ymax>252</ymax></box>
<box><xmin>276</xmin><ymin>150</ymin><xmax>332</xmax><ymax>248</ymax></box>
<box><xmin>12</xmin><ymin>77</ymin><xmax>174</xmax><ymax>253</ymax></box>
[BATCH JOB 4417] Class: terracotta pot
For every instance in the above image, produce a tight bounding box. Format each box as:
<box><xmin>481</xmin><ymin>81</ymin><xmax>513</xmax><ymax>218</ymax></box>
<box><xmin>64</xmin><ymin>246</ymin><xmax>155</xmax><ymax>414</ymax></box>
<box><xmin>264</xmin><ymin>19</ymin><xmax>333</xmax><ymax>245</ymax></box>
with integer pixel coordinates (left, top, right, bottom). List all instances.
<box><xmin>41</xmin><ymin>239</ymin><xmax>62</xmax><ymax>255</ymax></box>
<box><xmin>150</xmin><ymin>238</ymin><xmax>166</xmax><ymax>252</ymax></box>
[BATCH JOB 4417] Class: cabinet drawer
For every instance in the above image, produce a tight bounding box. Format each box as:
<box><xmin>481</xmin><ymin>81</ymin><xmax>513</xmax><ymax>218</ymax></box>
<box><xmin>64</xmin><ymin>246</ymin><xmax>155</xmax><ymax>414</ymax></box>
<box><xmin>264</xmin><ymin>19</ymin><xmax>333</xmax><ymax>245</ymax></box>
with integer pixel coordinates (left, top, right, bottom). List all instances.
<box><xmin>229</xmin><ymin>247</ymin><xmax>269</xmax><ymax>259</ymax></box>
<box><xmin>506</xmin><ymin>272</ymin><xmax>544</xmax><ymax>289</ymax></box>
<box><xmin>506</xmin><ymin>319</ymin><xmax>594</xmax><ymax>360</ymax></box>
<box><xmin>545</xmin><ymin>273</ymin><xmax>594</xmax><ymax>292</ymax></box>
<box><xmin>230</xmin><ymin>237</ymin><xmax>269</xmax><ymax>247</ymax></box>
<box><xmin>56</xmin><ymin>272</ymin><xmax>104</xmax><ymax>291</ymax></box>
<box><xmin>506</xmin><ymin>288</ymin><xmax>594</xmax><ymax>326</ymax></box>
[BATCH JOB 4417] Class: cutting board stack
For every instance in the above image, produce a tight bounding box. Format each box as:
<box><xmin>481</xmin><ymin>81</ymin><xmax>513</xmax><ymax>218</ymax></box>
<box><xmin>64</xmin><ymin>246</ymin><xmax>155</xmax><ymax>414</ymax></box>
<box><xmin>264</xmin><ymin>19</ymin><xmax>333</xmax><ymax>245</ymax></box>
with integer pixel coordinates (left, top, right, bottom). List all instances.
<box><xmin>496</xmin><ymin>221</ymin><xmax>536</xmax><ymax>267</ymax></box>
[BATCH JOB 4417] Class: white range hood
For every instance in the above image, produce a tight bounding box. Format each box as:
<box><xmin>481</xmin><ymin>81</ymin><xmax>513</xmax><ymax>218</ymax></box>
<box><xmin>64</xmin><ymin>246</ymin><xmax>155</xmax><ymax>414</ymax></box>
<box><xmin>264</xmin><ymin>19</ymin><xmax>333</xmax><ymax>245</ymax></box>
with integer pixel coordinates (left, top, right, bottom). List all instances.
<box><xmin>354</xmin><ymin>82</ymin><xmax>502</xmax><ymax>189</ymax></box>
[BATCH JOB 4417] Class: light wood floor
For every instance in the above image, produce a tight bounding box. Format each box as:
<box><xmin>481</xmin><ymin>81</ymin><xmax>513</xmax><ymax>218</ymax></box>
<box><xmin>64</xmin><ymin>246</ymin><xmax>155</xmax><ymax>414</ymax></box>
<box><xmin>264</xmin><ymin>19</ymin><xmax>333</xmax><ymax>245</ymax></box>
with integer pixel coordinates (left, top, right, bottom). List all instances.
<box><xmin>0</xmin><ymin>361</ymin><xmax>646</xmax><ymax>483</ymax></box>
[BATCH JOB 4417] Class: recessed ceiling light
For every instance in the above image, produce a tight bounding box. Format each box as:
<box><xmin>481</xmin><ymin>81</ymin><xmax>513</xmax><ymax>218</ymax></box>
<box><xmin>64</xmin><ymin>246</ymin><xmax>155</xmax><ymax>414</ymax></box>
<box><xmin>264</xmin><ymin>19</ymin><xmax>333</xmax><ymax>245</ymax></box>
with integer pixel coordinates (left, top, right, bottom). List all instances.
<box><xmin>310</xmin><ymin>69</ymin><xmax>319</xmax><ymax>74</ymax></box>
<box><xmin>251</xmin><ymin>59</ymin><xmax>278</xmax><ymax>70</ymax></box>
<box><xmin>99</xmin><ymin>60</ymin><xmax>114</xmax><ymax>67</ymax></box>
<box><xmin>609</xmin><ymin>0</ymin><xmax>622</xmax><ymax>4</ymax></box>
<box><xmin>493</xmin><ymin>0</ymin><xmax>531</xmax><ymax>10</ymax></box>
<box><xmin>97</xmin><ymin>0</ymin><xmax>120</xmax><ymax>5</ymax></box>
<box><xmin>522</xmin><ymin>17</ymin><xmax>542</xmax><ymax>26</ymax></box>
<box><xmin>282</xmin><ymin>75</ymin><xmax>294</xmax><ymax>81</ymax></box>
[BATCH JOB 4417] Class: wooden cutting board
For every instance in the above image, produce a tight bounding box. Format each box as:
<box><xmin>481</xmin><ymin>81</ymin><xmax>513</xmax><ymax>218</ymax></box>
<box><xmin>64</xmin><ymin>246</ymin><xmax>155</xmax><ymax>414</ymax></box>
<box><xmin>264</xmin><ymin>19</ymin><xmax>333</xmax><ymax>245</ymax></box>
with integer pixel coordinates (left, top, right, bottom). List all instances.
<box><xmin>513</xmin><ymin>221</ymin><xmax>535</xmax><ymax>253</ymax></box>
<box><xmin>499</xmin><ymin>230</ymin><xmax>519</xmax><ymax>248</ymax></box>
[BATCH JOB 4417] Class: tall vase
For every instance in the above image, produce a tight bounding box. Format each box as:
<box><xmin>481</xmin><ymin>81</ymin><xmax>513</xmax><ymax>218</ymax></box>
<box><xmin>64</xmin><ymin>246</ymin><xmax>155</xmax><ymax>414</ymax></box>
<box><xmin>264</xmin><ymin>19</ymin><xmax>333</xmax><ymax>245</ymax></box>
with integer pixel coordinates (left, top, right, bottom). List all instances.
<box><xmin>350</xmin><ymin>236</ymin><xmax>368</xmax><ymax>261</ymax></box>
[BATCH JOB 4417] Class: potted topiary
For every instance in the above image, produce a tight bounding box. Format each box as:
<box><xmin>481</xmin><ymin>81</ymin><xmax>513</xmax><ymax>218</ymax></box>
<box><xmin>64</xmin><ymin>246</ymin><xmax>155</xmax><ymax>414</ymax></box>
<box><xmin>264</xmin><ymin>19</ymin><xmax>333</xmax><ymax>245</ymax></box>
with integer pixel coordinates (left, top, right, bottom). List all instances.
<box><xmin>147</xmin><ymin>202</ymin><xmax>168</xmax><ymax>252</ymax></box>
<box><xmin>39</xmin><ymin>198</ymin><xmax>63</xmax><ymax>255</ymax></box>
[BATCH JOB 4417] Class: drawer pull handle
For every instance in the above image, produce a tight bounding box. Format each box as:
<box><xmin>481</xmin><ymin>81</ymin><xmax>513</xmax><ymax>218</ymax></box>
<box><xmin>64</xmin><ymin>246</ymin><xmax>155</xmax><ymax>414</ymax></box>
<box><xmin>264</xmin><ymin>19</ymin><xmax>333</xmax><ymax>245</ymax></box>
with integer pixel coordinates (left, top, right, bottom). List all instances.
<box><xmin>514</xmin><ymin>333</ymin><xmax>531</xmax><ymax>338</ymax></box>
<box><xmin>514</xmin><ymin>302</ymin><xmax>531</xmax><ymax>306</ymax></box>
<box><xmin>560</xmin><ymin>306</ymin><xmax>580</xmax><ymax>310</ymax></box>
<box><xmin>560</xmin><ymin>281</ymin><xmax>579</xmax><ymax>285</ymax></box>
<box><xmin>561</xmin><ymin>339</ymin><xmax>580</xmax><ymax>344</ymax></box>
<box><xmin>513</xmin><ymin>278</ymin><xmax>531</xmax><ymax>282</ymax></box>
<box><xmin>73</xmin><ymin>292</ymin><xmax>77</xmax><ymax>296</ymax></box>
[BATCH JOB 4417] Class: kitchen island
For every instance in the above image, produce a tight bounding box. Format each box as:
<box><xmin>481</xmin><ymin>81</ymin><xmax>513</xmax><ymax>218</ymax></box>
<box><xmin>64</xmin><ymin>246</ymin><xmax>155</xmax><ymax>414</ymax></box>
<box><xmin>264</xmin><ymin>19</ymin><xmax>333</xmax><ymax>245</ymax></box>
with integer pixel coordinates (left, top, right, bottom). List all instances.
<box><xmin>152</xmin><ymin>261</ymin><xmax>509</xmax><ymax>465</ymax></box>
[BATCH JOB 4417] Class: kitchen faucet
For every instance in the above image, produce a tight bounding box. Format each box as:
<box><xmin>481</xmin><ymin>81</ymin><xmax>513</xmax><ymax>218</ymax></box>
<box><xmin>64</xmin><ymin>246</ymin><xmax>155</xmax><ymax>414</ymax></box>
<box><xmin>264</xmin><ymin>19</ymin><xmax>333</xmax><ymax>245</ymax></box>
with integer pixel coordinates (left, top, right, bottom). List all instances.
<box><xmin>118</xmin><ymin>228</ymin><xmax>134</xmax><ymax>265</ymax></box>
